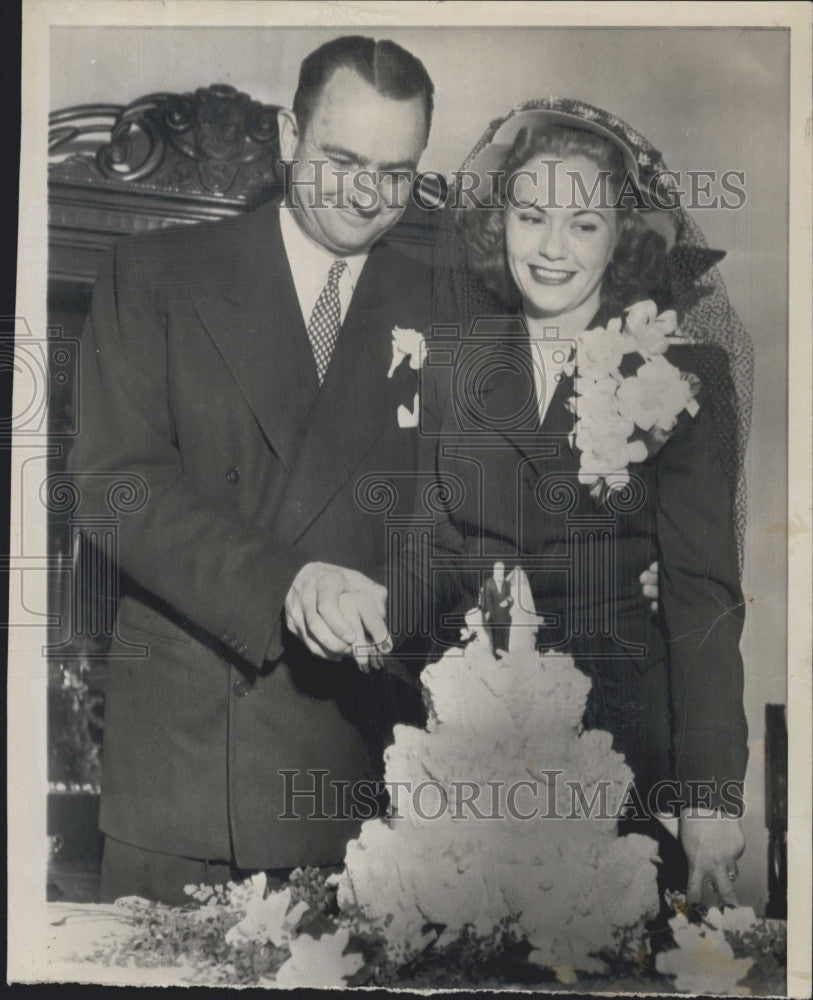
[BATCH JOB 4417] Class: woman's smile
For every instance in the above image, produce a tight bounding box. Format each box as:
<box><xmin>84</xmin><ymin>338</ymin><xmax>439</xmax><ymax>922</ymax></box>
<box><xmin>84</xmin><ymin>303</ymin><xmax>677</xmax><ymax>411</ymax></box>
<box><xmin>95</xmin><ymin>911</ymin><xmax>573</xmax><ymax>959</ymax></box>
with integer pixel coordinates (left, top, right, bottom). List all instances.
<box><xmin>527</xmin><ymin>264</ymin><xmax>577</xmax><ymax>284</ymax></box>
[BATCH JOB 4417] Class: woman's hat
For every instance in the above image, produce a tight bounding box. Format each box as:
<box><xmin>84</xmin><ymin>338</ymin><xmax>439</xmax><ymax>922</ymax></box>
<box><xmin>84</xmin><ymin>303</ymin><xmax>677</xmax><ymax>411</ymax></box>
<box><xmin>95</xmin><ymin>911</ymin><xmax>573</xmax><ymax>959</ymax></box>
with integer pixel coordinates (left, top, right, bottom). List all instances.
<box><xmin>469</xmin><ymin>105</ymin><xmax>641</xmax><ymax>188</ymax></box>
<box><xmin>457</xmin><ymin>98</ymin><xmax>675</xmax><ymax>207</ymax></box>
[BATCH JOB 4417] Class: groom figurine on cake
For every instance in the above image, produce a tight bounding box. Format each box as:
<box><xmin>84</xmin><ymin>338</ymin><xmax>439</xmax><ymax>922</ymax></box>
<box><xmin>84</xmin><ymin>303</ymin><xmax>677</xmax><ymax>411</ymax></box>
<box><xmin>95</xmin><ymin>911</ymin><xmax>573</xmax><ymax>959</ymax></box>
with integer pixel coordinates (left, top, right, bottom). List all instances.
<box><xmin>70</xmin><ymin>35</ymin><xmax>434</xmax><ymax>904</ymax></box>
<box><xmin>481</xmin><ymin>562</ymin><xmax>513</xmax><ymax>657</ymax></box>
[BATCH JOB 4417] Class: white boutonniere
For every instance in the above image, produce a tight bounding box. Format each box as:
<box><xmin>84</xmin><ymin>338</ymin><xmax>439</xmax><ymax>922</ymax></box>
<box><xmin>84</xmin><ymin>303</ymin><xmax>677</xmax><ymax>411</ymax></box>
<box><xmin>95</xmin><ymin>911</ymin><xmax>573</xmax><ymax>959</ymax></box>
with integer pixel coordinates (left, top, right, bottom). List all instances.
<box><xmin>388</xmin><ymin>326</ymin><xmax>426</xmax><ymax>378</ymax></box>
<box><xmin>567</xmin><ymin>301</ymin><xmax>701</xmax><ymax>500</ymax></box>
<box><xmin>388</xmin><ymin>326</ymin><xmax>426</xmax><ymax>428</ymax></box>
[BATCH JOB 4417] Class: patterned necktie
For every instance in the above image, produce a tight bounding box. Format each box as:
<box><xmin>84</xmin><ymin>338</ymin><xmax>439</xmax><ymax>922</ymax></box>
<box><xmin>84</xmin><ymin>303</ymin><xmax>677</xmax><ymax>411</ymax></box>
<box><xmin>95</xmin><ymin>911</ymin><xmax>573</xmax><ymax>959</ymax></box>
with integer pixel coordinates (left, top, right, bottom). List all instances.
<box><xmin>307</xmin><ymin>259</ymin><xmax>347</xmax><ymax>385</ymax></box>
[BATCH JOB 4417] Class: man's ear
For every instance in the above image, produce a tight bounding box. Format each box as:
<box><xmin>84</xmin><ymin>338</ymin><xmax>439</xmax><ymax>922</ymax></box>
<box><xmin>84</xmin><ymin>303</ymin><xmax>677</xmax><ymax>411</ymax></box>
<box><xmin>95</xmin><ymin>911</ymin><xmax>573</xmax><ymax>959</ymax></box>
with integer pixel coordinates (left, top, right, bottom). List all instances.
<box><xmin>277</xmin><ymin>108</ymin><xmax>299</xmax><ymax>160</ymax></box>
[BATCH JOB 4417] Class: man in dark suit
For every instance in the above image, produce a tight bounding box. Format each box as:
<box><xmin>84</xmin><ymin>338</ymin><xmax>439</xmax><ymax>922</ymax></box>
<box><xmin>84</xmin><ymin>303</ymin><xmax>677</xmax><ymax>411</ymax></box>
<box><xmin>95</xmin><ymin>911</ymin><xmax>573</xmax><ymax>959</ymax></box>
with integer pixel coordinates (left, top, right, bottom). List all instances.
<box><xmin>69</xmin><ymin>36</ymin><xmax>434</xmax><ymax>903</ymax></box>
<box><xmin>480</xmin><ymin>561</ymin><xmax>513</xmax><ymax>656</ymax></box>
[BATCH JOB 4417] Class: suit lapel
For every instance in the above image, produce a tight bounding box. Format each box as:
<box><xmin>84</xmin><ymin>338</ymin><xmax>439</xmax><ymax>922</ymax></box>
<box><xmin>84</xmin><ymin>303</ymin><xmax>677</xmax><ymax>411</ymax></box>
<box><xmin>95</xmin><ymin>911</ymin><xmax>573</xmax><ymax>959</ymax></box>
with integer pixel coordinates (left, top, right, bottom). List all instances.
<box><xmin>271</xmin><ymin>242</ymin><xmax>405</xmax><ymax>543</ymax></box>
<box><xmin>539</xmin><ymin>370</ymin><xmax>576</xmax><ymax>438</ymax></box>
<box><xmin>190</xmin><ymin>202</ymin><xmax>318</xmax><ymax>470</ymax></box>
<box><xmin>475</xmin><ymin>337</ymin><xmax>563</xmax><ymax>476</ymax></box>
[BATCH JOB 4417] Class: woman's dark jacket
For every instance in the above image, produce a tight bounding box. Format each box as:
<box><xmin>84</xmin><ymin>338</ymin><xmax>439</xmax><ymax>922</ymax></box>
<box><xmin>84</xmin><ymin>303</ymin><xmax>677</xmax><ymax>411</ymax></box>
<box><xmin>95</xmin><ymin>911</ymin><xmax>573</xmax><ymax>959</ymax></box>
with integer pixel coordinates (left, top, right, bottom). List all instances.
<box><xmin>408</xmin><ymin>310</ymin><xmax>748</xmax><ymax>811</ymax></box>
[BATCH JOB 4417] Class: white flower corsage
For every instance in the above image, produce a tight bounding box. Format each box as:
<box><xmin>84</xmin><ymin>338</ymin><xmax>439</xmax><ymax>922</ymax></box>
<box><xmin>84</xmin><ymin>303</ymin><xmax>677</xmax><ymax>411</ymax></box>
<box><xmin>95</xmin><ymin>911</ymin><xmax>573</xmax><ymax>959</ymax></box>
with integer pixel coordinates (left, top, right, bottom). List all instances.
<box><xmin>388</xmin><ymin>326</ymin><xmax>426</xmax><ymax>428</ymax></box>
<box><xmin>655</xmin><ymin>905</ymin><xmax>758</xmax><ymax>995</ymax></box>
<box><xmin>220</xmin><ymin>876</ymin><xmax>307</xmax><ymax>947</ymax></box>
<box><xmin>567</xmin><ymin>301</ymin><xmax>700</xmax><ymax>500</ymax></box>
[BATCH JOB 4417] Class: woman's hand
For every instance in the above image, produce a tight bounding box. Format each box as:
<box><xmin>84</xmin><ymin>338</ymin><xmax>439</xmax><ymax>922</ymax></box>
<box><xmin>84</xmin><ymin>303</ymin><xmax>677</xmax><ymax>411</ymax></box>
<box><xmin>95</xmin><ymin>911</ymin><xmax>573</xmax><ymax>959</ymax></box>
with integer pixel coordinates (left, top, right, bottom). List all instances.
<box><xmin>639</xmin><ymin>560</ymin><xmax>659</xmax><ymax>613</ymax></box>
<box><xmin>679</xmin><ymin>807</ymin><xmax>746</xmax><ymax>906</ymax></box>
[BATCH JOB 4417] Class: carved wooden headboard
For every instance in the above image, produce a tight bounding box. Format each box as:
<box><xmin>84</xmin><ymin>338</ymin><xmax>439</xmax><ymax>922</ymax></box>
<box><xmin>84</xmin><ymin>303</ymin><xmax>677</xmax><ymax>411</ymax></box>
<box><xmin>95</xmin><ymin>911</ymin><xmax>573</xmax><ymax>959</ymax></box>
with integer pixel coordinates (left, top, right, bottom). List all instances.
<box><xmin>48</xmin><ymin>83</ymin><xmax>284</xmax><ymax>285</ymax></box>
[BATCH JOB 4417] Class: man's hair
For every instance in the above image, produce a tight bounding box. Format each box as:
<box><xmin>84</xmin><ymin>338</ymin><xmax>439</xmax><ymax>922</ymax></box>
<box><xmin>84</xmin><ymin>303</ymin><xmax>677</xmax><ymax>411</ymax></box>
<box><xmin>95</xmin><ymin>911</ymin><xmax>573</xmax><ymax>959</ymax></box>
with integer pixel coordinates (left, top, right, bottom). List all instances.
<box><xmin>292</xmin><ymin>35</ymin><xmax>434</xmax><ymax>139</ymax></box>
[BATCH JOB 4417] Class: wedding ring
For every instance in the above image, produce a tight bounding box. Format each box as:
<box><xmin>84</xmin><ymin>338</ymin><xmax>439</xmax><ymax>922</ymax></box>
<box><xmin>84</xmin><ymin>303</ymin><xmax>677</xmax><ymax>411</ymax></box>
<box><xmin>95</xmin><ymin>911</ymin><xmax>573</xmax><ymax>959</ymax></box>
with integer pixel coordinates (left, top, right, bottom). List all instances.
<box><xmin>727</xmin><ymin>867</ymin><xmax>738</xmax><ymax>881</ymax></box>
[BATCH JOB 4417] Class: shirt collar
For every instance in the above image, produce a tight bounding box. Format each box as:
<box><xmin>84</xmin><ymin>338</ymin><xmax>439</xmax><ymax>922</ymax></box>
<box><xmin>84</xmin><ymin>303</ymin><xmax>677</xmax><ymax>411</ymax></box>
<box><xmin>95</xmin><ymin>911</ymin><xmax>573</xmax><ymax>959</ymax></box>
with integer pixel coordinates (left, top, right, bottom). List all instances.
<box><xmin>279</xmin><ymin>203</ymin><xmax>369</xmax><ymax>287</ymax></box>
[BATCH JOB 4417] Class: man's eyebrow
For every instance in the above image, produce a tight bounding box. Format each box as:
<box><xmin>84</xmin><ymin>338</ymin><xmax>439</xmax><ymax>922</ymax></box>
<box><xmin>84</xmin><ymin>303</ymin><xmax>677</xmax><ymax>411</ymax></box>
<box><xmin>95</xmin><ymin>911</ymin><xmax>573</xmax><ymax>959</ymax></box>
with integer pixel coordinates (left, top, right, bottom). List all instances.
<box><xmin>319</xmin><ymin>143</ymin><xmax>416</xmax><ymax>173</ymax></box>
<box><xmin>320</xmin><ymin>143</ymin><xmax>365</xmax><ymax>164</ymax></box>
<box><xmin>322</xmin><ymin>143</ymin><xmax>367</xmax><ymax>164</ymax></box>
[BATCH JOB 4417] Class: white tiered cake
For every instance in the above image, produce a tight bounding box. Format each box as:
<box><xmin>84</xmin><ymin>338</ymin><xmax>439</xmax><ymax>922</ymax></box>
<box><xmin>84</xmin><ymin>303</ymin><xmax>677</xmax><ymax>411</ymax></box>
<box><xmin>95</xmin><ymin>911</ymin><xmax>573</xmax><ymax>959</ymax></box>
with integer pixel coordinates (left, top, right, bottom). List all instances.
<box><xmin>338</xmin><ymin>571</ymin><xmax>660</xmax><ymax>972</ymax></box>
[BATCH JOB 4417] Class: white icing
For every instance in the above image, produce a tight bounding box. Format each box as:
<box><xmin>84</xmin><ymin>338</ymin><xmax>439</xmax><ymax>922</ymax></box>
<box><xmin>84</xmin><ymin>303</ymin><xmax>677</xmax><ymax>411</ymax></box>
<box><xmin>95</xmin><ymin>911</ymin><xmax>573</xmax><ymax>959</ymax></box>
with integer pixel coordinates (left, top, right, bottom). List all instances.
<box><xmin>338</xmin><ymin>571</ymin><xmax>660</xmax><ymax>971</ymax></box>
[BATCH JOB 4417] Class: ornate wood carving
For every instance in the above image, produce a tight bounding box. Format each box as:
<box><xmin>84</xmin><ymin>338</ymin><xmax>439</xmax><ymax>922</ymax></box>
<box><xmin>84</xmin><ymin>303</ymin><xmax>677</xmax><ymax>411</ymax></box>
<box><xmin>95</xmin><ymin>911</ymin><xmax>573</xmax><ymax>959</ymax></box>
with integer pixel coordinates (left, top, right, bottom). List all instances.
<box><xmin>51</xmin><ymin>85</ymin><xmax>283</xmax><ymax>196</ymax></box>
<box><xmin>49</xmin><ymin>85</ymin><xmax>284</xmax><ymax>282</ymax></box>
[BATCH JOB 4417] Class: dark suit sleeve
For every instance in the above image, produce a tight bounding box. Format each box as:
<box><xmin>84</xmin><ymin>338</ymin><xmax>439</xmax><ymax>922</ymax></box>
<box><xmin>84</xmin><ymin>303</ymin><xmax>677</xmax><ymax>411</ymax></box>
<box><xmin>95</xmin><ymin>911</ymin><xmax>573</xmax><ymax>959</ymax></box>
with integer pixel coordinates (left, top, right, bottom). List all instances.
<box><xmin>656</xmin><ymin>357</ymin><xmax>748</xmax><ymax>809</ymax></box>
<box><xmin>389</xmin><ymin>365</ymin><xmax>473</xmax><ymax>648</ymax></box>
<box><xmin>68</xmin><ymin>240</ymin><xmax>307</xmax><ymax>670</ymax></box>
<box><xmin>481</xmin><ymin>580</ymin><xmax>493</xmax><ymax>619</ymax></box>
<box><xmin>418</xmin><ymin>366</ymin><xmax>469</xmax><ymax>556</ymax></box>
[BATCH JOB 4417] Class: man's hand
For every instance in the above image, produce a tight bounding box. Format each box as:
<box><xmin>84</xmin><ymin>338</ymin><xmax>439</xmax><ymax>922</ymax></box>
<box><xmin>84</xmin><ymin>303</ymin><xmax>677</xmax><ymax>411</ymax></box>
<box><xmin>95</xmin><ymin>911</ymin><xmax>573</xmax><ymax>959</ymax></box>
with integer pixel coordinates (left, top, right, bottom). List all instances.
<box><xmin>284</xmin><ymin>563</ymin><xmax>389</xmax><ymax>666</ymax></box>
<box><xmin>680</xmin><ymin>807</ymin><xmax>745</xmax><ymax>906</ymax></box>
<box><xmin>337</xmin><ymin>591</ymin><xmax>392</xmax><ymax>672</ymax></box>
<box><xmin>639</xmin><ymin>560</ymin><xmax>659</xmax><ymax>613</ymax></box>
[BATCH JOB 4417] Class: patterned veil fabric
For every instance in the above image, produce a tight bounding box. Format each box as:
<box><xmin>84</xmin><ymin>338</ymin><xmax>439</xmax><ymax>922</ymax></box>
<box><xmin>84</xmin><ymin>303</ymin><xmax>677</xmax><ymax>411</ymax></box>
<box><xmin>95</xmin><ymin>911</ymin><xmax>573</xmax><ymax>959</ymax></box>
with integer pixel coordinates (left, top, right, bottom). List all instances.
<box><xmin>432</xmin><ymin>97</ymin><xmax>754</xmax><ymax>568</ymax></box>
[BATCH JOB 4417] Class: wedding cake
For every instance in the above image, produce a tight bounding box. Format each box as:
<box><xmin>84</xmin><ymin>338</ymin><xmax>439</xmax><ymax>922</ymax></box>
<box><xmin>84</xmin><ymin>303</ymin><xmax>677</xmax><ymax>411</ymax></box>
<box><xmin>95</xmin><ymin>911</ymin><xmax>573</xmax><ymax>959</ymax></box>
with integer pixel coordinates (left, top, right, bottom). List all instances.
<box><xmin>45</xmin><ymin>572</ymin><xmax>785</xmax><ymax>990</ymax></box>
<box><xmin>337</xmin><ymin>571</ymin><xmax>660</xmax><ymax>973</ymax></box>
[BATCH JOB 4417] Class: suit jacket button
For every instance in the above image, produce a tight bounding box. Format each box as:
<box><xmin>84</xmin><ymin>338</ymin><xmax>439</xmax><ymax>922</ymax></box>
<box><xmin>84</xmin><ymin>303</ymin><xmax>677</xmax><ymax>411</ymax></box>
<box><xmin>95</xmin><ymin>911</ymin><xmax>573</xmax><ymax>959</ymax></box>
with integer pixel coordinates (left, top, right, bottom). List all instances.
<box><xmin>226</xmin><ymin>466</ymin><xmax>240</xmax><ymax>485</ymax></box>
<box><xmin>233</xmin><ymin>678</ymin><xmax>250</xmax><ymax>697</ymax></box>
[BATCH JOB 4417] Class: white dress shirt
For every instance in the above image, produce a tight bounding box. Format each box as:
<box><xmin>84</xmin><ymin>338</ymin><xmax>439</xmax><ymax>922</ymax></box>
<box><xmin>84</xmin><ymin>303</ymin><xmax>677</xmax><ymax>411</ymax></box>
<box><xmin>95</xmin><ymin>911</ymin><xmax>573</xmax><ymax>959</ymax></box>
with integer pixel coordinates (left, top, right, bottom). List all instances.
<box><xmin>278</xmin><ymin>205</ymin><xmax>368</xmax><ymax>329</ymax></box>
